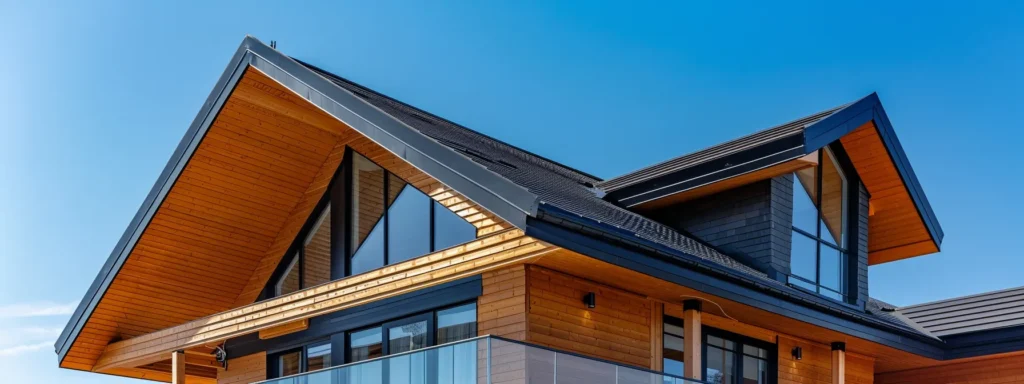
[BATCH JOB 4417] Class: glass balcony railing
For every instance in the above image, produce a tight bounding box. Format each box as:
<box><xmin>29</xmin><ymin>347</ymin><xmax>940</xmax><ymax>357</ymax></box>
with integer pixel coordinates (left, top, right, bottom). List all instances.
<box><xmin>257</xmin><ymin>335</ymin><xmax>707</xmax><ymax>384</ymax></box>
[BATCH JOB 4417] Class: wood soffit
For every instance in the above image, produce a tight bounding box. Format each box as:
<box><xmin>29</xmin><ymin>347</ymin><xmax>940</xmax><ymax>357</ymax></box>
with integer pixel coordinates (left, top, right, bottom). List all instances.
<box><xmin>60</xmin><ymin>65</ymin><xmax>512</xmax><ymax>374</ymax></box>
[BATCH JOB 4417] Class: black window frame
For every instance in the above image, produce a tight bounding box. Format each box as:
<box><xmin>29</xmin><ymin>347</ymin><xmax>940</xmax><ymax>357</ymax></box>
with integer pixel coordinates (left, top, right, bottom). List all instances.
<box><xmin>261</xmin><ymin>147</ymin><xmax>478</xmax><ymax>301</ymax></box>
<box><xmin>701</xmin><ymin>326</ymin><xmax>777</xmax><ymax>384</ymax></box>
<box><xmin>265</xmin><ymin>301</ymin><xmax>477</xmax><ymax>380</ymax></box>
<box><xmin>267</xmin><ymin>339</ymin><xmax>332</xmax><ymax>379</ymax></box>
<box><xmin>787</xmin><ymin>145</ymin><xmax>859</xmax><ymax>303</ymax></box>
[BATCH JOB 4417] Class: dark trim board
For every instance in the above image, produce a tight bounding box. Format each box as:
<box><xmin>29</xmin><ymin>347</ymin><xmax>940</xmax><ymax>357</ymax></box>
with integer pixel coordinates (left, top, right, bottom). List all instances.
<box><xmin>56</xmin><ymin>36</ymin><xmax>540</xmax><ymax>365</ymax></box>
<box><xmin>605</xmin><ymin>134</ymin><xmax>805</xmax><ymax>207</ymax></box>
<box><xmin>228</xmin><ymin>276</ymin><xmax>482</xmax><ymax>359</ymax></box>
<box><xmin>525</xmin><ymin>205</ymin><xmax>948</xmax><ymax>360</ymax></box>
<box><xmin>942</xmin><ymin>325</ymin><xmax>1024</xmax><ymax>360</ymax></box>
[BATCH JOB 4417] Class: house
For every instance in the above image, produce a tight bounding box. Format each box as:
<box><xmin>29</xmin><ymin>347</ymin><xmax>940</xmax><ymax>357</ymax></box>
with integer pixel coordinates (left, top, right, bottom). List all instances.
<box><xmin>55</xmin><ymin>36</ymin><xmax>1024</xmax><ymax>384</ymax></box>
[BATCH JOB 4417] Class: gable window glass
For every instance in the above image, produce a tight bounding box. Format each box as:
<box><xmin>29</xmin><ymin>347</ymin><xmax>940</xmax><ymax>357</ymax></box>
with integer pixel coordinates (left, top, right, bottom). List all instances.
<box><xmin>347</xmin><ymin>151</ymin><xmax>478</xmax><ymax>277</ymax></box>
<box><xmin>790</xmin><ymin>148</ymin><xmax>848</xmax><ymax>301</ymax></box>
<box><xmin>266</xmin><ymin>150</ymin><xmax>480</xmax><ymax>300</ymax></box>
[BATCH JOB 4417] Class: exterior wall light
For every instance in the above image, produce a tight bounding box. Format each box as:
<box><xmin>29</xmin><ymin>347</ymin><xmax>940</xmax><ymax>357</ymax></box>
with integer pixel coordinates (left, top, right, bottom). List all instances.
<box><xmin>583</xmin><ymin>292</ymin><xmax>596</xmax><ymax>308</ymax></box>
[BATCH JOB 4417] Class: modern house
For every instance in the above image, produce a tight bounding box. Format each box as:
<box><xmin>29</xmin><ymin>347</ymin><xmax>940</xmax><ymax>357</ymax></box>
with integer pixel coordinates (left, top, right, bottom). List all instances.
<box><xmin>56</xmin><ymin>36</ymin><xmax>1024</xmax><ymax>384</ymax></box>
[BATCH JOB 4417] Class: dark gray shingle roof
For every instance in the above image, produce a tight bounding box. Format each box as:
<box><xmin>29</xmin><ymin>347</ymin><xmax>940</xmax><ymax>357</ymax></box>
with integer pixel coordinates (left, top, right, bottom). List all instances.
<box><xmin>899</xmin><ymin>286</ymin><xmax>1024</xmax><ymax>337</ymax></box>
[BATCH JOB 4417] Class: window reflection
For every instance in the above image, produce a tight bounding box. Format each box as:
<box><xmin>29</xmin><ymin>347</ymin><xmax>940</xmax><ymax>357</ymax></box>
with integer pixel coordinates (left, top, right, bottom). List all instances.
<box><xmin>663</xmin><ymin>321</ymin><xmax>685</xmax><ymax>378</ymax></box>
<box><xmin>349</xmin><ymin>327</ymin><xmax>383</xmax><ymax>363</ymax></box>
<box><xmin>350</xmin><ymin>154</ymin><xmax>386</xmax><ymax>273</ymax></box>
<box><xmin>303</xmin><ymin>205</ymin><xmax>332</xmax><ymax>288</ymax></box>
<box><xmin>433</xmin><ymin>200</ymin><xmax>477</xmax><ymax>251</ymax></box>
<box><xmin>275</xmin><ymin>254</ymin><xmax>300</xmax><ymax>296</ymax></box>
<box><xmin>279</xmin><ymin>350</ymin><xmax>301</xmax><ymax>377</ymax></box>
<box><xmin>306</xmin><ymin>343</ymin><xmax>332</xmax><ymax>372</ymax></box>
<box><xmin>789</xmin><ymin>148</ymin><xmax>848</xmax><ymax>301</ymax></box>
<box><xmin>389</xmin><ymin>320</ymin><xmax>428</xmax><ymax>354</ymax></box>
<box><xmin>437</xmin><ymin>303</ymin><xmax>477</xmax><ymax>344</ymax></box>
<box><xmin>387</xmin><ymin>183</ymin><xmax>431</xmax><ymax>265</ymax></box>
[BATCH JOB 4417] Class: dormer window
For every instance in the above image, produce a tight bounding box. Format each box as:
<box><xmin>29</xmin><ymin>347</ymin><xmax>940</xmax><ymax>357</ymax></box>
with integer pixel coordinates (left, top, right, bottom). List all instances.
<box><xmin>790</xmin><ymin>148</ymin><xmax>848</xmax><ymax>301</ymax></box>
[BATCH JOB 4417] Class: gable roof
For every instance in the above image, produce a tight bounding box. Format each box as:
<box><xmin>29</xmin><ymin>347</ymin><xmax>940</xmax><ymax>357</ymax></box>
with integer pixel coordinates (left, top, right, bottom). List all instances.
<box><xmin>899</xmin><ymin>286</ymin><xmax>1024</xmax><ymax>337</ymax></box>
<box><xmin>600</xmin><ymin>94</ymin><xmax>943</xmax><ymax>265</ymax></box>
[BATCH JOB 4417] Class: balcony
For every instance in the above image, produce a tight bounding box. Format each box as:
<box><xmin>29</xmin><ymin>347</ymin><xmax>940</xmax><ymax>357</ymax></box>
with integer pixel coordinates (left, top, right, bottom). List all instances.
<box><xmin>258</xmin><ymin>335</ymin><xmax>706</xmax><ymax>384</ymax></box>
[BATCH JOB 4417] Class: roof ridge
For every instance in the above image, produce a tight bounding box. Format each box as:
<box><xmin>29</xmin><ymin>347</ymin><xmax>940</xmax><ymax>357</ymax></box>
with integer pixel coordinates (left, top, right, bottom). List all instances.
<box><xmin>598</xmin><ymin>104</ymin><xmax>847</xmax><ymax>191</ymax></box>
<box><xmin>293</xmin><ymin>58</ymin><xmax>604</xmax><ymax>182</ymax></box>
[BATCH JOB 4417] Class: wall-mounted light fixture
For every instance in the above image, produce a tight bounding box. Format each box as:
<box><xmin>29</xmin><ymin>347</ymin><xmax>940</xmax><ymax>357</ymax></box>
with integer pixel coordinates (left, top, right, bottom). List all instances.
<box><xmin>583</xmin><ymin>292</ymin><xmax>596</xmax><ymax>308</ymax></box>
<box><xmin>791</xmin><ymin>346</ymin><xmax>803</xmax><ymax>360</ymax></box>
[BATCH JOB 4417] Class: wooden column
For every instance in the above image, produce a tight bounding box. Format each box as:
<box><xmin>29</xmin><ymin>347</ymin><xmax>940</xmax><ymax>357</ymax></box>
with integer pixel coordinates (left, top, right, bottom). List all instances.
<box><xmin>683</xmin><ymin>300</ymin><xmax>702</xmax><ymax>380</ymax></box>
<box><xmin>832</xmin><ymin>342</ymin><xmax>846</xmax><ymax>384</ymax></box>
<box><xmin>171</xmin><ymin>350</ymin><xmax>186</xmax><ymax>384</ymax></box>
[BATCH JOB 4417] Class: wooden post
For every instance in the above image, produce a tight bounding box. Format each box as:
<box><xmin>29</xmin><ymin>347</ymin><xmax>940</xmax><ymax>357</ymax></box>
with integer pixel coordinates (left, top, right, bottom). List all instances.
<box><xmin>831</xmin><ymin>342</ymin><xmax>846</xmax><ymax>384</ymax></box>
<box><xmin>172</xmin><ymin>350</ymin><xmax>186</xmax><ymax>384</ymax></box>
<box><xmin>683</xmin><ymin>300</ymin><xmax>702</xmax><ymax>380</ymax></box>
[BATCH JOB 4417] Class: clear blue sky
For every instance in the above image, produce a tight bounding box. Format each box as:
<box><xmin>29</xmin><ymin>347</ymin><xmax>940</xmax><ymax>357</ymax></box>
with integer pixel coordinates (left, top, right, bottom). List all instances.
<box><xmin>1</xmin><ymin>1</ymin><xmax>1021</xmax><ymax>382</ymax></box>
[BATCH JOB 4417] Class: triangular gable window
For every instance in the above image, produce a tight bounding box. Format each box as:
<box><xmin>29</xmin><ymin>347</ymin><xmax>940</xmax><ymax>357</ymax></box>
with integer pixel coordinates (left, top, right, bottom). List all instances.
<box><xmin>268</xmin><ymin>149</ymin><xmax>478</xmax><ymax>299</ymax></box>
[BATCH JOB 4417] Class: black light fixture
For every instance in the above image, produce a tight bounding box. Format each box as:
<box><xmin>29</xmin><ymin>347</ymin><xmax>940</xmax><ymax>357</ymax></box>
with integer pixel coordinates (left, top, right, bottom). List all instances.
<box><xmin>791</xmin><ymin>346</ymin><xmax>803</xmax><ymax>360</ymax></box>
<box><xmin>583</xmin><ymin>292</ymin><xmax>596</xmax><ymax>308</ymax></box>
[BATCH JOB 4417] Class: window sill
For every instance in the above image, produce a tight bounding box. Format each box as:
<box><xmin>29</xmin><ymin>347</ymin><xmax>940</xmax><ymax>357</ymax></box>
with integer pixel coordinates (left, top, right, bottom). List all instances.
<box><xmin>785</xmin><ymin>280</ymin><xmax>860</xmax><ymax>310</ymax></box>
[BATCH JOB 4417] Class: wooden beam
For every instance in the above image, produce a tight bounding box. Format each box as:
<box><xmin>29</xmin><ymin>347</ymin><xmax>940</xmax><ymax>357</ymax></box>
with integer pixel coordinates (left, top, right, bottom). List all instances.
<box><xmin>683</xmin><ymin>300</ymin><xmax>702</xmax><ymax>380</ymax></box>
<box><xmin>833</xmin><ymin>342</ymin><xmax>846</xmax><ymax>384</ymax></box>
<box><xmin>93</xmin><ymin>230</ymin><xmax>554</xmax><ymax>372</ymax></box>
<box><xmin>259</xmin><ymin>319</ymin><xmax>309</xmax><ymax>340</ymax></box>
<box><xmin>171</xmin><ymin>350</ymin><xmax>186</xmax><ymax>384</ymax></box>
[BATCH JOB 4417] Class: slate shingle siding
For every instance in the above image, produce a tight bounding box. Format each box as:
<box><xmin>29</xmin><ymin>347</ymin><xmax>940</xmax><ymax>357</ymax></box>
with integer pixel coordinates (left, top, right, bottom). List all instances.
<box><xmin>652</xmin><ymin>178</ymin><xmax>791</xmax><ymax>281</ymax></box>
<box><xmin>856</xmin><ymin>183</ymin><xmax>870</xmax><ymax>306</ymax></box>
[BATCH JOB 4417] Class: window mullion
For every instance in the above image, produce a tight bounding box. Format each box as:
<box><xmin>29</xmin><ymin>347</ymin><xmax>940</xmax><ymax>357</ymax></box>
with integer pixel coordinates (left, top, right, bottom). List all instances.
<box><xmin>815</xmin><ymin>150</ymin><xmax>823</xmax><ymax>293</ymax></box>
<box><xmin>383</xmin><ymin>171</ymin><xmax>389</xmax><ymax>266</ymax></box>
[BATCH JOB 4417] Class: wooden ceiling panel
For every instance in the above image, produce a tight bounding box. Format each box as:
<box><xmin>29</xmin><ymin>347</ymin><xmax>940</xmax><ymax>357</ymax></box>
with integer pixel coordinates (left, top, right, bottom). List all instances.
<box><xmin>840</xmin><ymin>122</ymin><xmax>938</xmax><ymax>264</ymax></box>
<box><xmin>61</xmin><ymin>67</ymin><xmax>348</xmax><ymax>370</ymax></box>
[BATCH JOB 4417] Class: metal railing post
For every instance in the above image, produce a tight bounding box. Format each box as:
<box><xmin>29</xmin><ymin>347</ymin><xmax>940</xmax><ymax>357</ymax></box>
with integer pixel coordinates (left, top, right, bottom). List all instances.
<box><xmin>485</xmin><ymin>338</ymin><xmax>492</xmax><ymax>384</ymax></box>
<box><xmin>553</xmin><ymin>352</ymin><xmax>558</xmax><ymax>384</ymax></box>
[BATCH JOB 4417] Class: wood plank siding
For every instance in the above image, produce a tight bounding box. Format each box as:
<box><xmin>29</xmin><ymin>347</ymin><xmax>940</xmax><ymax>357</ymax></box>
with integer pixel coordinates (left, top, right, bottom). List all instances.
<box><xmin>875</xmin><ymin>353</ymin><xmax>1024</xmax><ymax>384</ymax></box>
<box><xmin>526</xmin><ymin>266</ymin><xmax>653</xmax><ymax>368</ymax></box>
<box><xmin>216</xmin><ymin>352</ymin><xmax>267</xmax><ymax>384</ymax></box>
<box><xmin>63</xmin><ymin>65</ymin><xmax>512</xmax><ymax>374</ymax></box>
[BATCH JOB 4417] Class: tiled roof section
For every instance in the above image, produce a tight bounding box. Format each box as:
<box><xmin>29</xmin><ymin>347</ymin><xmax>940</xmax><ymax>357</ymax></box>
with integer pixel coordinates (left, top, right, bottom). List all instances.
<box><xmin>297</xmin><ymin>59</ymin><xmax>769</xmax><ymax>278</ymax></box>
<box><xmin>899</xmin><ymin>286</ymin><xmax>1024</xmax><ymax>337</ymax></box>
<box><xmin>598</xmin><ymin>105</ymin><xmax>846</xmax><ymax>193</ymax></box>
<box><xmin>867</xmin><ymin>298</ymin><xmax>940</xmax><ymax>340</ymax></box>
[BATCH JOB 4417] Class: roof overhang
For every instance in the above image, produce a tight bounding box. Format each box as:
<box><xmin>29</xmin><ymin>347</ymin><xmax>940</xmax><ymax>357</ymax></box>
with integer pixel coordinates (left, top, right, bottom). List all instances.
<box><xmin>56</xmin><ymin>36</ymin><xmax>539</xmax><ymax>371</ymax></box>
<box><xmin>601</xmin><ymin>94</ymin><xmax>943</xmax><ymax>265</ymax></box>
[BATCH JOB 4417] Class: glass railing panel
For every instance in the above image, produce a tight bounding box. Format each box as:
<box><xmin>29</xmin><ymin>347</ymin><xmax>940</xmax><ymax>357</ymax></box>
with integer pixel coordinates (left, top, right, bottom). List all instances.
<box><xmin>257</xmin><ymin>336</ymin><xmax>707</xmax><ymax>384</ymax></box>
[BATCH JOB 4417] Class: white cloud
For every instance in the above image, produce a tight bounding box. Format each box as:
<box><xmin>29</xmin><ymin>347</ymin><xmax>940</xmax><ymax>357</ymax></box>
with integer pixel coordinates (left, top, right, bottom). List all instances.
<box><xmin>0</xmin><ymin>301</ymin><xmax>77</xmax><ymax>318</ymax></box>
<box><xmin>0</xmin><ymin>341</ymin><xmax>52</xmax><ymax>356</ymax></box>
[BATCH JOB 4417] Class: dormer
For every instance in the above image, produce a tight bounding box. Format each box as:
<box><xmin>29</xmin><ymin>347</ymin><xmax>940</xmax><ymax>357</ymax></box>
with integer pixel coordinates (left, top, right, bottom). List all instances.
<box><xmin>600</xmin><ymin>94</ymin><xmax>943</xmax><ymax>306</ymax></box>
